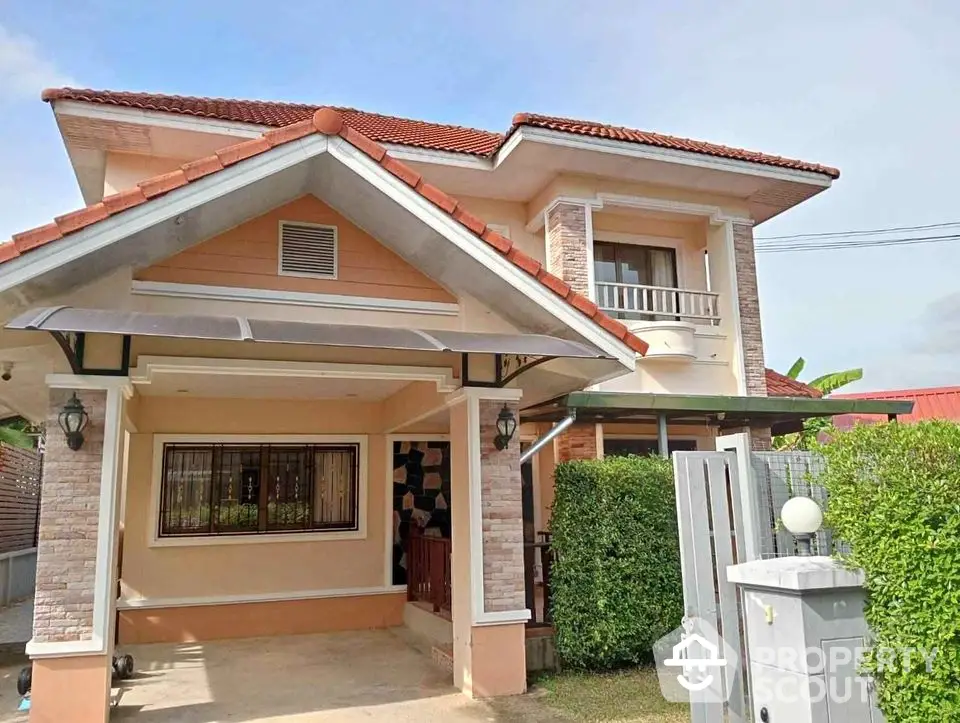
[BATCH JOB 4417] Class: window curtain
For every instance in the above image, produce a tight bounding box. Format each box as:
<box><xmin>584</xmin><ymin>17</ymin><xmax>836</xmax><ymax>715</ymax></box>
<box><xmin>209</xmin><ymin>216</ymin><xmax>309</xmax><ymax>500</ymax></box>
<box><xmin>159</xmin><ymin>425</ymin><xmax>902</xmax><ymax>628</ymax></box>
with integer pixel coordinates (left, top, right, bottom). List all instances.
<box><xmin>649</xmin><ymin>248</ymin><xmax>677</xmax><ymax>317</ymax></box>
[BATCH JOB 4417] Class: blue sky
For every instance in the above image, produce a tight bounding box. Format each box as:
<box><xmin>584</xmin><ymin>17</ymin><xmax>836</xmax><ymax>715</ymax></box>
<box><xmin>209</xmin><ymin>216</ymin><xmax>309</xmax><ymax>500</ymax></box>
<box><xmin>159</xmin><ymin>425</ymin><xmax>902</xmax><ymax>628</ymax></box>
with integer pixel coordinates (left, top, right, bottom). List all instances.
<box><xmin>1</xmin><ymin>1</ymin><xmax>958</xmax><ymax>391</ymax></box>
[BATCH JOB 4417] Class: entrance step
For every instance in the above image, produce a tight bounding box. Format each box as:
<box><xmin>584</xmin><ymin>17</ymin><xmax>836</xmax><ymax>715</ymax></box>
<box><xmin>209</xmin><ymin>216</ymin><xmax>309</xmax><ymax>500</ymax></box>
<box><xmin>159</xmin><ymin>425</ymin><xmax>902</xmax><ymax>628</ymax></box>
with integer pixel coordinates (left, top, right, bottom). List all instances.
<box><xmin>403</xmin><ymin>602</ymin><xmax>452</xmax><ymax>646</ymax></box>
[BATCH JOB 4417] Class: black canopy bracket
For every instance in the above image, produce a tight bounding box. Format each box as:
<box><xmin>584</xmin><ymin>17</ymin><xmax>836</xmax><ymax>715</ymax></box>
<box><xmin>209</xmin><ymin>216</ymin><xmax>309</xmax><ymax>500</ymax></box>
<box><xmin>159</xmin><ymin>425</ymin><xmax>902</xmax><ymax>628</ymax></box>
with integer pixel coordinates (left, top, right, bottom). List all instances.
<box><xmin>48</xmin><ymin>331</ymin><xmax>131</xmax><ymax>377</ymax></box>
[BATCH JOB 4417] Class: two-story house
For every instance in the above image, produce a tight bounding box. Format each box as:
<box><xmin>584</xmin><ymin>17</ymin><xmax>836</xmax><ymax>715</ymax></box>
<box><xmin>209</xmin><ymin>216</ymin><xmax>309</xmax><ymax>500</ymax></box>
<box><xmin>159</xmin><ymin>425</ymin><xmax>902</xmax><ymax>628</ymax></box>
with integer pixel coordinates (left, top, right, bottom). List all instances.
<box><xmin>0</xmin><ymin>88</ymin><xmax>904</xmax><ymax>722</ymax></box>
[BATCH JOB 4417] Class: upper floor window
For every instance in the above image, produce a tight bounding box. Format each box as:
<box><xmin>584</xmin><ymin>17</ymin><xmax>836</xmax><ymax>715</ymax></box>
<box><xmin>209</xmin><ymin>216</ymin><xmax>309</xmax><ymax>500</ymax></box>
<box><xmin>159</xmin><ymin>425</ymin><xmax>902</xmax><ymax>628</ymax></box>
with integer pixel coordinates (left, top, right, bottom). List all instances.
<box><xmin>594</xmin><ymin>242</ymin><xmax>678</xmax><ymax>320</ymax></box>
<box><xmin>159</xmin><ymin>443</ymin><xmax>359</xmax><ymax>538</ymax></box>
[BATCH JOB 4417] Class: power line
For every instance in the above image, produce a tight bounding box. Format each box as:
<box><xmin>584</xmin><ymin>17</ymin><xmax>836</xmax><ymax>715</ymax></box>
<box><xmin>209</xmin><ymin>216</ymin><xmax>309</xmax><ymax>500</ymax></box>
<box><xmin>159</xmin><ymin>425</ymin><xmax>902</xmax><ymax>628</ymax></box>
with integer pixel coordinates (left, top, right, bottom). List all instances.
<box><xmin>755</xmin><ymin>220</ymin><xmax>960</xmax><ymax>242</ymax></box>
<box><xmin>755</xmin><ymin>233</ymin><xmax>960</xmax><ymax>254</ymax></box>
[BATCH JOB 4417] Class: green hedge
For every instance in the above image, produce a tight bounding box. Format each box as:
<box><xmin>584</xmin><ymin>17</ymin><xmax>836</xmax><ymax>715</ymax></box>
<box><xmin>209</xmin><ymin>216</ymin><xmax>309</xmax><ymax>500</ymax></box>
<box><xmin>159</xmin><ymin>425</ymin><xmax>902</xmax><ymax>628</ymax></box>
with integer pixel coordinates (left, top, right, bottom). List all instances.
<box><xmin>817</xmin><ymin>421</ymin><xmax>960</xmax><ymax>720</ymax></box>
<box><xmin>550</xmin><ymin>455</ymin><xmax>683</xmax><ymax>670</ymax></box>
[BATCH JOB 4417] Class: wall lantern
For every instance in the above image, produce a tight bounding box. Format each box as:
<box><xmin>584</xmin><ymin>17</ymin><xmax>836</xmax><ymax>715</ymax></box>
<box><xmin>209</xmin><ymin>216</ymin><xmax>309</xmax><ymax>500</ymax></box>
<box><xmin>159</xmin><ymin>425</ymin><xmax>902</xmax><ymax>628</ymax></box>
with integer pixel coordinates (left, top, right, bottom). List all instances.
<box><xmin>58</xmin><ymin>392</ymin><xmax>89</xmax><ymax>451</ymax></box>
<box><xmin>494</xmin><ymin>404</ymin><xmax>517</xmax><ymax>451</ymax></box>
<box><xmin>780</xmin><ymin>496</ymin><xmax>823</xmax><ymax>557</ymax></box>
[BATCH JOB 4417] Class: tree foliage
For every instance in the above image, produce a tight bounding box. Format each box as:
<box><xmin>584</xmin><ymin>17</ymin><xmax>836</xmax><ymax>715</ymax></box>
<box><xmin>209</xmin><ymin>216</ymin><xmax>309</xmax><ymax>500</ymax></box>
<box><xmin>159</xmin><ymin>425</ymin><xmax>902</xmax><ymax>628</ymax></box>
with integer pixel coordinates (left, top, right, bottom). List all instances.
<box><xmin>816</xmin><ymin>421</ymin><xmax>960</xmax><ymax>720</ymax></box>
<box><xmin>775</xmin><ymin>357</ymin><xmax>864</xmax><ymax>450</ymax></box>
<box><xmin>550</xmin><ymin>455</ymin><xmax>684</xmax><ymax>670</ymax></box>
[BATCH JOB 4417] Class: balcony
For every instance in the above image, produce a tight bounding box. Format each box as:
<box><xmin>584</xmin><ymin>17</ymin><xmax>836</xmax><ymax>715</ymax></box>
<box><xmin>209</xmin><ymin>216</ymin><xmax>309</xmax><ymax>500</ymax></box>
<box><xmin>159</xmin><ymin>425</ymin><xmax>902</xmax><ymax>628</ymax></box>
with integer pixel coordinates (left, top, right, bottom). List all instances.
<box><xmin>595</xmin><ymin>282</ymin><xmax>720</xmax><ymax>361</ymax></box>
<box><xmin>595</xmin><ymin>282</ymin><xmax>720</xmax><ymax>324</ymax></box>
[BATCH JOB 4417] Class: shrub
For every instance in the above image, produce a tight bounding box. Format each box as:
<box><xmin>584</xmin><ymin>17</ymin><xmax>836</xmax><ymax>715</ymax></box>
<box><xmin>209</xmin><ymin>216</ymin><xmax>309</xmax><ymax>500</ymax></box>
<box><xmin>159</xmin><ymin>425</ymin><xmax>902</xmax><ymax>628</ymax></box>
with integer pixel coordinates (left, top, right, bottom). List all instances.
<box><xmin>550</xmin><ymin>455</ymin><xmax>684</xmax><ymax>670</ymax></box>
<box><xmin>817</xmin><ymin>421</ymin><xmax>960</xmax><ymax>720</ymax></box>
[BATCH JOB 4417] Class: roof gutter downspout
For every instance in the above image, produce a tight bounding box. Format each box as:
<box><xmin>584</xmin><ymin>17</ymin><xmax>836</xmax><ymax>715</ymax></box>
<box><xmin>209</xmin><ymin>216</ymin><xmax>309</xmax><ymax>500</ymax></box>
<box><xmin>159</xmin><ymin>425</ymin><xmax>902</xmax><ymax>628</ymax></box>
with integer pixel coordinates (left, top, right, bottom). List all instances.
<box><xmin>519</xmin><ymin>411</ymin><xmax>576</xmax><ymax>465</ymax></box>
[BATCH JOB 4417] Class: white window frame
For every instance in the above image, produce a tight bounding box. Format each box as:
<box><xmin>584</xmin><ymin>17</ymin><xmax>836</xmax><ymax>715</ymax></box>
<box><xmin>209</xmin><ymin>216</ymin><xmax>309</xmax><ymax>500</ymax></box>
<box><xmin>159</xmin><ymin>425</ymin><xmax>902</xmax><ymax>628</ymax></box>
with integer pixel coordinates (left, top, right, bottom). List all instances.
<box><xmin>592</xmin><ymin>230</ymin><xmax>688</xmax><ymax>289</ymax></box>
<box><xmin>149</xmin><ymin>434</ymin><xmax>368</xmax><ymax>548</ymax></box>
<box><xmin>277</xmin><ymin>220</ymin><xmax>339</xmax><ymax>280</ymax></box>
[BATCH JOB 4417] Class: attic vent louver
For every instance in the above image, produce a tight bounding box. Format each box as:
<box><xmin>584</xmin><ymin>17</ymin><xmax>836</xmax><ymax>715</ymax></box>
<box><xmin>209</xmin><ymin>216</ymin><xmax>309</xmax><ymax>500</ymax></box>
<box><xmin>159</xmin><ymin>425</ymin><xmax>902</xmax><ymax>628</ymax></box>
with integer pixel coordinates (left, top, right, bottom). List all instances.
<box><xmin>279</xmin><ymin>222</ymin><xmax>338</xmax><ymax>279</ymax></box>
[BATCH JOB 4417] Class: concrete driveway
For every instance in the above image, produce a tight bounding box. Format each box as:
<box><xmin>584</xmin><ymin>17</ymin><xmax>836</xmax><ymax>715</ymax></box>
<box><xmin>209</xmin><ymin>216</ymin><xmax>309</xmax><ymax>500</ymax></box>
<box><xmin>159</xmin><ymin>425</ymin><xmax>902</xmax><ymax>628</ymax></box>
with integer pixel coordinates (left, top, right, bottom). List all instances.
<box><xmin>108</xmin><ymin>629</ymin><xmax>538</xmax><ymax>723</ymax></box>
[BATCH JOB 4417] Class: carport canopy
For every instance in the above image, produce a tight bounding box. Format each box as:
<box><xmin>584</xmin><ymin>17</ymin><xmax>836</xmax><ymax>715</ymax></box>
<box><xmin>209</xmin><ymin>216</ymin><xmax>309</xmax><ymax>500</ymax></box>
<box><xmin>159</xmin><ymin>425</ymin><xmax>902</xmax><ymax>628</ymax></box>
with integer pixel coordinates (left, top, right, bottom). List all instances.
<box><xmin>8</xmin><ymin>306</ymin><xmax>610</xmax><ymax>358</ymax></box>
<box><xmin>522</xmin><ymin>390</ymin><xmax>915</xmax><ymax>435</ymax></box>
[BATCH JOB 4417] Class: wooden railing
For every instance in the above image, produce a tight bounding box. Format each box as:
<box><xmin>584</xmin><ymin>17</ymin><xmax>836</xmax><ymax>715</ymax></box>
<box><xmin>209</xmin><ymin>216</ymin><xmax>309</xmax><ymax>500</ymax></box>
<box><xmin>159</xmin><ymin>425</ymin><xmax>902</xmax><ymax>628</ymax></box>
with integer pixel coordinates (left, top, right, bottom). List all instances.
<box><xmin>407</xmin><ymin>526</ymin><xmax>452</xmax><ymax>613</ymax></box>
<box><xmin>595</xmin><ymin>282</ymin><xmax>720</xmax><ymax>324</ymax></box>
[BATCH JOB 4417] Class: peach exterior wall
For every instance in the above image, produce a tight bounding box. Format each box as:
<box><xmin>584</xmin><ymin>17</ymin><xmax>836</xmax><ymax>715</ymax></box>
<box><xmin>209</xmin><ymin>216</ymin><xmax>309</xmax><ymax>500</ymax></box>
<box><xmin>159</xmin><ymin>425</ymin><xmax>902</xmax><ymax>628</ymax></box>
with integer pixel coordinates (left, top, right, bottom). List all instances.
<box><xmin>118</xmin><ymin>593</ymin><xmax>405</xmax><ymax>644</ymax></box>
<box><xmin>135</xmin><ymin>195</ymin><xmax>456</xmax><ymax>304</ymax></box>
<box><xmin>121</xmin><ymin>396</ymin><xmax>393</xmax><ymax>604</ymax></box>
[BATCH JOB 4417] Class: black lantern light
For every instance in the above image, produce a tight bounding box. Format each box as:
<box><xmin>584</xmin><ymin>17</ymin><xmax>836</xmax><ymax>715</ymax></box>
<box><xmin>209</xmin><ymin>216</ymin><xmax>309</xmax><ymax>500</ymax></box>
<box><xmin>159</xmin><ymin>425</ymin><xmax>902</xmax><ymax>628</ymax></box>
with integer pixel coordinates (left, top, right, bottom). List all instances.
<box><xmin>493</xmin><ymin>404</ymin><xmax>517</xmax><ymax>451</ymax></box>
<box><xmin>58</xmin><ymin>392</ymin><xmax>89</xmax><ymax>451</ymax></box>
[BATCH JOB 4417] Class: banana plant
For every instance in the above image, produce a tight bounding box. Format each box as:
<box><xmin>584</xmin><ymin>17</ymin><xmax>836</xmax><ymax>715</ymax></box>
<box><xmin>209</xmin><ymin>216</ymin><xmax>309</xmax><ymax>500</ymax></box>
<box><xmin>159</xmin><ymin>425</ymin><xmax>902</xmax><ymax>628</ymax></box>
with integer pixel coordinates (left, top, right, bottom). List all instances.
<box><xmin>775</xmin><ymin>358</ymin><xmax>863</xmax><ymax>450</ymax></box>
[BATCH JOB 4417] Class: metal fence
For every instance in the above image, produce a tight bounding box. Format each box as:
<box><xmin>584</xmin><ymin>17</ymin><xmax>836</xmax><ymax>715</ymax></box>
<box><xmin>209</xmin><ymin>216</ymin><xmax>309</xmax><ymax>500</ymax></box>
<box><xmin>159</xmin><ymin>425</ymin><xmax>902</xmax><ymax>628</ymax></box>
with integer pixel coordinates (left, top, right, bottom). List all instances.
<box><xmin>0</xmin><ymin>443</ymin><xmax>42</xmax><ymax>555</ymax></box>
<box><xmin>750</xmin><ymin>451</ymin><xmax>837</xmax><ymax>558</ymax></box>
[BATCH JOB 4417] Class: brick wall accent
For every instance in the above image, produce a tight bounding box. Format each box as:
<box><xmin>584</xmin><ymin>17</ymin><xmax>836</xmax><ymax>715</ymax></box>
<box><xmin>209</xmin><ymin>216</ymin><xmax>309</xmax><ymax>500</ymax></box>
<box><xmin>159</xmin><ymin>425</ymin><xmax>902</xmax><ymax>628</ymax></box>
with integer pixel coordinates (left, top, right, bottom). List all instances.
<box><xmin>556</xmin><ymin>423</ymin><xmax>599</xmax><ymax>461</ymax></box>
<box><xmin>32</xmin><ymin>388</ymin><xmax>107</xmax><ymax>644</ymax></box>
<box><xmin>478</xmin><ymin>399</ymin><xmax>525</xmax><ymax>612</ymax></box>
<box><xmin>545</xmin><ymin>202</ymin><xmax>591</xmax><ymax>296</ymax></box>
<box><xmin>732</xmin><ymin>223</ymin><xmax>767</xmax><ymax>397</ymax></box>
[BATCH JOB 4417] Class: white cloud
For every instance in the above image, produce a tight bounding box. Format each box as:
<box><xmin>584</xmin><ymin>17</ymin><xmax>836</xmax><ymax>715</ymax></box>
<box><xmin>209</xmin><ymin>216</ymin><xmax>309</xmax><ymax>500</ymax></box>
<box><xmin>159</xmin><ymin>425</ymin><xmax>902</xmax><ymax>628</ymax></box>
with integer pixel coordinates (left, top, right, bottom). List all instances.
<box><xmin>0</xmin><ymin>23</ymin><xmax>75</xmax><ymax>100</ymax></box>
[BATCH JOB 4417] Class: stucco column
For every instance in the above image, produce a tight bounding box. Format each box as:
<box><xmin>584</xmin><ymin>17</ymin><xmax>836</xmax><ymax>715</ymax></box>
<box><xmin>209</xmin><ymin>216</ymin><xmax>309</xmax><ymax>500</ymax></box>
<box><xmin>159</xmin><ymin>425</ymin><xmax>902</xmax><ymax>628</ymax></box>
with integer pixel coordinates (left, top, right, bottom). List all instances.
<box><xmin>449</xmin><ymin>388</ymin><xmax>528</xmax><ymax>698</ymax></box>
<box><xmin>29</xmin><ymin>377</ymin><xmax>129</xmax><ymax>723</ymax></box>
<box><xmin>545</xmin><ymin>201</ymin><xmax>594</xmax><ymax>297</ymax></box>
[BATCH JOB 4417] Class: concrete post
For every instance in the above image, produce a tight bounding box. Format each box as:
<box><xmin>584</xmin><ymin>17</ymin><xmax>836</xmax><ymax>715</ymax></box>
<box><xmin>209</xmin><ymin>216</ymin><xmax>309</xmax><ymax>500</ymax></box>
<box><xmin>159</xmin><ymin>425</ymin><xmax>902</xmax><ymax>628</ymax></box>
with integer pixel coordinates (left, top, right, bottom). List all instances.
<box><xmin>448</xmin><ymin>388</ymin><xmax>529</xmax><ymax>698</ymax></box>
<box><xmin>28</xmin><ymin>376</ymin><xmax>129</xmax><ymax>723</ymax></box>
<box><xmin>727</xmin><ymin>557</ymin><xmax>884</xmax><ymax>723</ymax></box>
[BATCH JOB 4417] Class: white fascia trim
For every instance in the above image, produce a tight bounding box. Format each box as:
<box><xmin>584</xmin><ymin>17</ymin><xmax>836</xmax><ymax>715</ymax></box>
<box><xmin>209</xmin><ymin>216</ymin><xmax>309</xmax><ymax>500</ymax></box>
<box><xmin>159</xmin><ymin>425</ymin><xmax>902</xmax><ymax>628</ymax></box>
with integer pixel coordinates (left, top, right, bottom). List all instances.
<box><xmin>504</xmin><ymin>126</ymin><xmax>835</xmax><ymax>188</ymax></box>
<box><xmin>383</xmin><ymin>433</ymin><xmax>449</xmax><ymax>586</ymax></box>
<box><xmin>446</xmin><ymin>386</ymin><xmax>524</xmax><ymax>405</ymax></box>
<box><xmin>26</xmin><ymin>637</ymin><xmax>106</xmax><ymax>659</ymax></box>
<box><xmin>130</xmin><ymin>279</ymin><xmax>460</xmax><ymax>316</ymax></box>
<box><xmin>148</xmin><ymin>433</ymin><xmax>368</xmax><ymax>548</ymax></box>
<box><xmin>131</xmin><ymin>356</ymin><xmax>458</xmax><ymax>393</ymax></box>
<box><xmin>527</xmin><ymin>192</ymin><xmax>753</xmax><ymax>234</ymax></box>
<box><xmin>328</xmin><ymin>137</ymin><xmax>636</xmax><ymax>371</ymax></box>
<box><xmin>54</xmin><ymin>100</ymin><xmax>267</xmax><ymax>139</ymax></box>
<box><xmin>0</xmin><ymin>134</ymin><xmax>329</xmax><ymax>295</ymax></box>
<box><xmin>381</xmin><ymin>143</ymin><xmax>493</xmax><ymax>171</ymax></box>
<box><xmin>45</xmin><ymin>374</ymin><xmax>133</xmax><ymax>396</ymax></box>
<box><xmin>598</xmin><ymin>193</ymin><xmax>753</xmax><ymax>226</ymax></box>
<box><xmin>117</xmin><ymin>585</ymin><xmax>406</xmax><ymax>610</ymax></box>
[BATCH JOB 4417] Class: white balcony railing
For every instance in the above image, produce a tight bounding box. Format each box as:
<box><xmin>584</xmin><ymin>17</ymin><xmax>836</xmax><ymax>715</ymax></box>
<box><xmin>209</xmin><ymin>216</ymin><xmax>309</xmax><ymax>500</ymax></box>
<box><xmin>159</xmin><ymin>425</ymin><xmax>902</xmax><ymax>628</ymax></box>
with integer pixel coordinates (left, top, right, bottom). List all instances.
<box><xmin>595</xmin><ymin>282</ymin><xmax>720</xmax><ymax>324</ymax></box>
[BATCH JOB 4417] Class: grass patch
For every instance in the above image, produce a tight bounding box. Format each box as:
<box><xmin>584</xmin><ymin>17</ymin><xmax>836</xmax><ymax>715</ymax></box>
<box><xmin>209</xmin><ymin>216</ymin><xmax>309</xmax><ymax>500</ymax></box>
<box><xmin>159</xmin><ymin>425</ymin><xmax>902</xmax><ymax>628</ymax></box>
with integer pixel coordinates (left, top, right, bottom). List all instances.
<box><xmin>531</xmin><ymin>667</ymin><xmax>690</xmax><ymax>722</ymax></box>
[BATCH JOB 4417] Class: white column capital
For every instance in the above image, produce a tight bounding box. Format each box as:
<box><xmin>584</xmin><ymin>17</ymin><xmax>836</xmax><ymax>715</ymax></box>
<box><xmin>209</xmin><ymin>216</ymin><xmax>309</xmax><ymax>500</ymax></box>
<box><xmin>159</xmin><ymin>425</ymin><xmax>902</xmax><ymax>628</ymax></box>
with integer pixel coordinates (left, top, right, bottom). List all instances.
<box><xmin>445</xmin><ymin>387</ymin><xmax>523</xmax><ymax>407</ymax></box>
<box><xmin>45</xmin><ymin>373</ymin><xmax>133</xmax><ymax>397</ymax></box>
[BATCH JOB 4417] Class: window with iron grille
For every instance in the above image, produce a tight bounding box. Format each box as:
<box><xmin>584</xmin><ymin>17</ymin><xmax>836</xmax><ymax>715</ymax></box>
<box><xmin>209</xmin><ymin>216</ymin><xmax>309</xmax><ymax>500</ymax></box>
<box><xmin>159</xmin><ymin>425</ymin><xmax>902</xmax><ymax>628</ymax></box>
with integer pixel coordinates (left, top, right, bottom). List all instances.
<box><xmin>159</xmin><ymin>443</ymin><xmax>359</xmax><ymax>537</ymax></box>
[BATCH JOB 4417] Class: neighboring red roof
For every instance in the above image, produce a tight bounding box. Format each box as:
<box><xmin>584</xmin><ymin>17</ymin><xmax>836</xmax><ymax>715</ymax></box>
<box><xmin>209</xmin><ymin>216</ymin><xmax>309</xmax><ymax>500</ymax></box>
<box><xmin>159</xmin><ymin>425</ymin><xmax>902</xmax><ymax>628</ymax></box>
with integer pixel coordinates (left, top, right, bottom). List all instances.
<box><xmin>0</xmin><ymin>108</ymin><xmax>648</xmax><ymax>356</ymax></box>
<box><xmin>41</xmin><ymin>87</ymin><xmax>839</xmax><ymax>177</ymax></box>
<box><xmin>765</xmin><ymin>368</ymin><xmax>823</xmax><ymax>398</ymax></box>
<box><xmin>832</xmin><ymin>386</ymin><xmax>960</xmax><ymax>427</ymax></box>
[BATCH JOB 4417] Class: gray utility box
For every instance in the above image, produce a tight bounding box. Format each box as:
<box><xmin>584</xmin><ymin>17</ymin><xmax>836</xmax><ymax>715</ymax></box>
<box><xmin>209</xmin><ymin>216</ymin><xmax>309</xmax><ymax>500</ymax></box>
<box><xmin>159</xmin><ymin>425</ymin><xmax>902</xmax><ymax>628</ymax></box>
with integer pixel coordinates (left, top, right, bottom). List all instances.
<box><xmin>727</xmin><ymin>557</ymin><xmax>884</xmax><ymax>723</ymax></box>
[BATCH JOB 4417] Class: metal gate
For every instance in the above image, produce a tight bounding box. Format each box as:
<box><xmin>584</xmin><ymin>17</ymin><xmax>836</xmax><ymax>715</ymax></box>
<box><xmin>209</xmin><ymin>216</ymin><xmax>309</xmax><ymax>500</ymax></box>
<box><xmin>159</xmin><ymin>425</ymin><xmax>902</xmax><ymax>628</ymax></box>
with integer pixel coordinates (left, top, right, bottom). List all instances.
<box><xmin>673</xmin><ymin>435</ymin><xmax>829</xmax><ymax>723</ymax></box>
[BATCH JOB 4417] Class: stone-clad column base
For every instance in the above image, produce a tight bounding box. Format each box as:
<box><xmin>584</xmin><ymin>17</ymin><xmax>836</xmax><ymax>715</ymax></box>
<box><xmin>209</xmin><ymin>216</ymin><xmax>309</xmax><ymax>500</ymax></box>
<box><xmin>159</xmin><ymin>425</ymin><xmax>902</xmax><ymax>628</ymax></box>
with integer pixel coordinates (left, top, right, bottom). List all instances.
<box><xmin>30</xmin><ymin>655</ymin><xmax>111</xmax><ymax>723</ymax></box>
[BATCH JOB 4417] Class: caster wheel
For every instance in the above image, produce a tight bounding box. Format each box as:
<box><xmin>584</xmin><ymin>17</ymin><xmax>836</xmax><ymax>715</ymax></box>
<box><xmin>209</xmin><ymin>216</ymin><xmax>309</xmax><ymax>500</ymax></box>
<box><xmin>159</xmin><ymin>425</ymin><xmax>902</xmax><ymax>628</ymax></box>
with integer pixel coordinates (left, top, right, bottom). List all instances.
<box><xmin>16</xmin><ymin>666</ymin><xmax>31</xmax><ymax>696</ymax></box>
<box><xmin>121</xmin><ymin>654</ymin><xmax>134</xmax><ymax>679</ymax></box>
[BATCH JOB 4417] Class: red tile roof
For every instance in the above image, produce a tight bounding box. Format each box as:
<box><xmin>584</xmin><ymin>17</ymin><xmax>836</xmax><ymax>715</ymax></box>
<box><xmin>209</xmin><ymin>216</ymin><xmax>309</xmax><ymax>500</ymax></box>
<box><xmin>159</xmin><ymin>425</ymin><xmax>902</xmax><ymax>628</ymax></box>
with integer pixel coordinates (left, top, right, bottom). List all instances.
<box><xmin>765</xmin><ymin>368</ymin><xmax>823</xmax><ymax>398</ymax></box>
<box><xmin>832</xmin><ymin>386</ymin><xmax>960</xmax><ymax>426</ymax></box>
<box><xmin>41</xmin><ymin>87</ymin><xmax>839</xmax><ymax>177</ymax></box>
<box><xmin>1</xmin><ymin>107</ymin><xmax>649</xmax><ymax>356</ymax></box>
<box><xmin>510</xmin><ymin>114</ymin><xmax>840</xmax><ymax>178</ymax></box>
